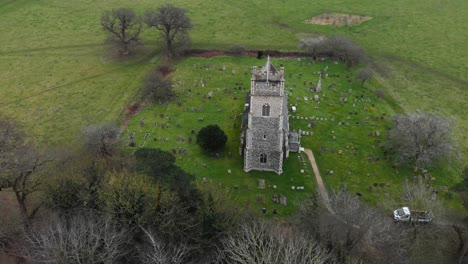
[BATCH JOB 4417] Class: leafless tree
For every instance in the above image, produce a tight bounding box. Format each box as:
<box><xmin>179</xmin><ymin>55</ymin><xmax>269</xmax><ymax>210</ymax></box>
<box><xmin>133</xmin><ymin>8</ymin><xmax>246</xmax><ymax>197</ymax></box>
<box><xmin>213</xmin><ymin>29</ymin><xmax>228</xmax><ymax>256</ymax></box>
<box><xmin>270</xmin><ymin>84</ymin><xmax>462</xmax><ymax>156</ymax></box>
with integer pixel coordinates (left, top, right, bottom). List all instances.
<box><xmin>355</xmin><ymin>67</ymin><xmax>373</xmax><ymax>87</ymax></box>
<box><xmin>324</xmin><ymin>36</ymin><xmax>366</xmax><ymax>67</ymax></box>
<box><xmin>0</xmin><ymin>119</ymin><xmax>50</xmax><ymax>224</ymax></box>
<box><xmin>145</xmin><ymin>5</ymin><xmax>192</xmax><ymax>57</ymax></box>
<box><xmin>139</xmin><ymin>227</ymin><xmax>192</xmax><ymax>264</ymax></box>
<box><xmin>101</xmin><ymin>8</ymin><xmax>142</xmax><ymax>55</ymax></box>
<box><xmin>387</xmin><ymin>112</ymin><xmax>456</xmax><ymax>170</ymax></box>
<box><xmin>298</xmin><ymin>189</ymin><xmax>413</xmax><ymax>263</ymax></box>
<box><xmin>221</xmin><ymin>219</ymin><xmax>331</xmax><ymax>264</ymax></box>
<box><xmin>23</xmin><ymin>211</ymin><xmax>132</xmax><ymax>264</ymax></box>
<box><xmin>299</xmin><ymin>35</ymin><xmax>326</xmax><ymax>59</ymax></box>
<box><xmin>299</xmin><ymin>35</ymin><xmax>366</xmax><ymax>67</ymax></box>
<box><xmin>141</xmin><ymin>70</ymin><xmax>173</xmax><ymax>102</ymax></box>
<box><xmin>375</xmin><ymin>89</ymin><xmax>385</xmax><ymax>99</ymax></box>
<box><xmin>82</xmin><ymin>123</ymin><xmax>119</xmax><ymax>158</ymax></box>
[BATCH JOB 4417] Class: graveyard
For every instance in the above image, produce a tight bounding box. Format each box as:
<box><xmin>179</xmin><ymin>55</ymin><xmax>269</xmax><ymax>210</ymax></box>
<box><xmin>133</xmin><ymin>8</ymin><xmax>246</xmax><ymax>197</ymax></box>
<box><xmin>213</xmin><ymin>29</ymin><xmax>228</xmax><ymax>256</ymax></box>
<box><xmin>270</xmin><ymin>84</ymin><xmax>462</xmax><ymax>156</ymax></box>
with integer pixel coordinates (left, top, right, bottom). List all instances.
<box><xmin>125</xmin><ymin>56</ymin><xmax>460</xmax><ymax>214</ymax></box>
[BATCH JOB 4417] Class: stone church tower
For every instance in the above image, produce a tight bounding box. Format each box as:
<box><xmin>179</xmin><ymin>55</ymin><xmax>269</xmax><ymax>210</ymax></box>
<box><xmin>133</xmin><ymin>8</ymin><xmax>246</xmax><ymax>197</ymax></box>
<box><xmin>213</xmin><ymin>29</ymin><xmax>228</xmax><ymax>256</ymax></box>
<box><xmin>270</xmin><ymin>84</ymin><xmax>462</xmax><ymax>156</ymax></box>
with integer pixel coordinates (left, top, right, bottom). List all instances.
<box><xmin>240</xmin><ymin>57</ymin><xmax>289</xmax><ymax>174</ymax></box>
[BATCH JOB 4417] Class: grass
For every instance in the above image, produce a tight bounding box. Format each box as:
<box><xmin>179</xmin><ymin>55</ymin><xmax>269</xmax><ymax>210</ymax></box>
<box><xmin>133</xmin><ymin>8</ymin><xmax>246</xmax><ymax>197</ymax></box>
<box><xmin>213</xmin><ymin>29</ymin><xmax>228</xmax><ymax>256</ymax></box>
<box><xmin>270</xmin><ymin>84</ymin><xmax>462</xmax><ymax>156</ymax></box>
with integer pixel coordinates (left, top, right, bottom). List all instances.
<box><xmin>124</xmin><ymin>56</ymin><xmax>464</xmax><ymax>215</ymax></box>
<box><xmin>1</xmin><ymin>0</ymin><xmax>466</xmax><ymax>148</ymax></box>
<box><xmin>0</xmin><ymin>0</ymin><xmax>465</xmax><ymax>213</ymax></box>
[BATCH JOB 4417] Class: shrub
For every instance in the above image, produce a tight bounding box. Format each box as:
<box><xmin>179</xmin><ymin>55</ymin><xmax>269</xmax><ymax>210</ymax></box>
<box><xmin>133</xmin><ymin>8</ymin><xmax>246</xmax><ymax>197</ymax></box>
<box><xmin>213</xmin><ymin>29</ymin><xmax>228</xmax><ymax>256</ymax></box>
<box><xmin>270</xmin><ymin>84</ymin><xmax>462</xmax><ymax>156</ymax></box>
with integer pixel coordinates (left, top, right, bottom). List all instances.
<box><xmin>196</xmin><ymin>125</ymin><xmax>227</xmax><ymax>152</ymax></box>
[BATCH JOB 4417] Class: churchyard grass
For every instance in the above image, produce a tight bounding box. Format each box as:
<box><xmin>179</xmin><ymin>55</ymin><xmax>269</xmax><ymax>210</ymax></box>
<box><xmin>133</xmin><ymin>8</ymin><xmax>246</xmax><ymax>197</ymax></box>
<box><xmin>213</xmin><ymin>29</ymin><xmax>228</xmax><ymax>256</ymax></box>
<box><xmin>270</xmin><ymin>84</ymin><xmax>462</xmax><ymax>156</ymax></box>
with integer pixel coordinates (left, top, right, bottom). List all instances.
<box><xmin>125</xmin><ymin>56</ymin><xmax>464</xmax><ymax>215</ymax></box>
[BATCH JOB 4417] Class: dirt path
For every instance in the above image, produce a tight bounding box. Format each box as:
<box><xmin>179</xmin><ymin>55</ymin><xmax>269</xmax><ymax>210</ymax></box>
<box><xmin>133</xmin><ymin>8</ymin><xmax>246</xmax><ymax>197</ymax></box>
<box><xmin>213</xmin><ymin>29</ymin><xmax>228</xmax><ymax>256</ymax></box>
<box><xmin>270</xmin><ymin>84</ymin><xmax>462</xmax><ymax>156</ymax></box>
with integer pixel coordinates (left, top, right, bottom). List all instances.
<box><xmin>303</xmin><ymin>148</ymin><xmax>333</xmax><ymax>213</ymax></box>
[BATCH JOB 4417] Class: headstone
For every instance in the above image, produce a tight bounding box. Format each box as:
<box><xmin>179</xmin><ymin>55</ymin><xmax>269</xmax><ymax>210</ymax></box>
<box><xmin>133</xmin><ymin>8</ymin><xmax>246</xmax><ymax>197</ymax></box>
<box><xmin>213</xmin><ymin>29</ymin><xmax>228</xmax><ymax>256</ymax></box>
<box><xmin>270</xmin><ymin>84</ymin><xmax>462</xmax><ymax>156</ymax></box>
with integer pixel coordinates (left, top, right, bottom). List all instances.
<box><xmin>139</xmin><ymin>119</ymin><xmax>145</xmax><ymax>127</ymax></box>
<box><xmin>272</xmin><ymin>194</ymin><xmax>279</xmax><ymax>203</ymax></box>
<box><xmin>314</xmin><ymin>95</ymin><xmax>319</xmax><ymax>101</ymax></box>
<box><xmin>258</xmin><ymin>179</ymin><xmax>265</xmax><ymax>189</ymax></box>
<box><xmin>316</xmin><ymin>74</ymin><xmax>322</xmax><ymax>92</ymax></box>
<box><xmin>280</xmin><ymin>195</ymin><xmax>287</xmax><ymax>205</ymax></box>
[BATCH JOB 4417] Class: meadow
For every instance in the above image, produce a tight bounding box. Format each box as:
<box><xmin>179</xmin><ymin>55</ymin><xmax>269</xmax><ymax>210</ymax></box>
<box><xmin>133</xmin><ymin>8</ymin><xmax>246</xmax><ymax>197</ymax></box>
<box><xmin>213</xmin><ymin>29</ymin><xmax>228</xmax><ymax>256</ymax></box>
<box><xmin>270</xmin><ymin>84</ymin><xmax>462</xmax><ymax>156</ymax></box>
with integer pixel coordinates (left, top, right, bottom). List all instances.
<box><xmin>0</xmin><ymin>0</ymin><xmax>466</xmax><ymax>212</ymax></box>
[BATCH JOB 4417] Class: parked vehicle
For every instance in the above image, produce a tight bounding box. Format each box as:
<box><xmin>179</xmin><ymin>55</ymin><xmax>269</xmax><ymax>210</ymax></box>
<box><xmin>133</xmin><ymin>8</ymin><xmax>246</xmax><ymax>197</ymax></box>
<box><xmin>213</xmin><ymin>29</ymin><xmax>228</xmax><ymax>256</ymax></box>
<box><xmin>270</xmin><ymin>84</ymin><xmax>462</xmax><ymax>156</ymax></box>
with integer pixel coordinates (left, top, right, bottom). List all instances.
<box><xmin>393</xmin><ymin>207</ymin><xmax>434</xmax><ymax>223</ymax></box>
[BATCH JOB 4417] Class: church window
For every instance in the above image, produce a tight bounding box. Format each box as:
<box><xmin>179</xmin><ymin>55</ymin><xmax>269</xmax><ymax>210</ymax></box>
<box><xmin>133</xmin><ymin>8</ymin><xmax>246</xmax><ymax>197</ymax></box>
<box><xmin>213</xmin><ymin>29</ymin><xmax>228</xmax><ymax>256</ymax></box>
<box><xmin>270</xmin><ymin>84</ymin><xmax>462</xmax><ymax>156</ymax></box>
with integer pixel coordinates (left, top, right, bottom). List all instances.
<box><xmin>260</xmin><ymin>153</ymin><xmax>267</xmax><ymax>164</ymax></box>
<box><xmin>262</xmin><ymin>104</ymin><xmax>270</xmax><ymax>116</ymax></box>
<box><xmin>263</xmin><ymin>134</ymin><xmax>267</xmax><ymax>140</ymax></box>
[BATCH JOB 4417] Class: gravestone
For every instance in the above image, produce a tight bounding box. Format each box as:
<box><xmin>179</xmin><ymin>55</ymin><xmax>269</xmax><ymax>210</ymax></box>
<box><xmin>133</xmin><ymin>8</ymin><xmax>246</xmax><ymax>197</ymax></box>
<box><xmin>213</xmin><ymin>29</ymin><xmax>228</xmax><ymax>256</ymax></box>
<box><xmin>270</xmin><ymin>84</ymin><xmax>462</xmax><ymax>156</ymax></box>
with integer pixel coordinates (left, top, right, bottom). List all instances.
<box><xmin>258</xmin><ymin>179</ymin><xmax>265</xmax><ymax>189</ymax></box>
<box><xmin>316</xmin><ymin>74</ymin><xmax>322</xmax><ymax>92</ymax></box>
<box><xmin>257</xmin><ymin>195</ymin><xmax>264</xmax><ymax>202</ymax></box>
<box><xmin>280</xmin><ymin>195</ymin><xmax>287</xmax><ymax>206</ymax></box>
<box><xmin>139</xmin><ymin>119</ymin><xmax>145</xmax><ymax>127</ymax></box>
<box><xmin>272</xmin><ymin>194</ymin><xmax>279</xmax><ymax>203</ymax></box>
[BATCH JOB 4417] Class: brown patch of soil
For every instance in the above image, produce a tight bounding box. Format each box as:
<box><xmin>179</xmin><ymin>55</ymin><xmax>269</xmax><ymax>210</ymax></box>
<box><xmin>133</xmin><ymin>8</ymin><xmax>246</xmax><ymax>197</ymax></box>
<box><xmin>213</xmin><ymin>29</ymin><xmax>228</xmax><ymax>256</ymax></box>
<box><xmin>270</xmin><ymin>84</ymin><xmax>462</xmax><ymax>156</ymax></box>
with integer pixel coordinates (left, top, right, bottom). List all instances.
<box><xmin>186</xmin><ymin>49</ymin><xmax>226</xmax><ymax>58</ymax></box>
<box><xmin>186</xmin><ymin>49</ymin><xmax>307</xmax><ymax>59</ymax></box>
<box><xmin>305</xmin><ymin>13</ymin><xmax>371</xmax><ymax>27</ymax></box>
<box><xmin>157</xmin><ymin>65</ymin><xmax>173</xmax><ymax>78</ymax></box>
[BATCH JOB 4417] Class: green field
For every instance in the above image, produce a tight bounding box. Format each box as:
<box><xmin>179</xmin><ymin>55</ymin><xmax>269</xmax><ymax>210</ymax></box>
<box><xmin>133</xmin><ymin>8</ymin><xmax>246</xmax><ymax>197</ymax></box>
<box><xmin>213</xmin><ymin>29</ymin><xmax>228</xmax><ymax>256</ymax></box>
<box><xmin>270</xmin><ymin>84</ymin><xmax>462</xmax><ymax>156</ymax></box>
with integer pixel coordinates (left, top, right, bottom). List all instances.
<box><xmin>0</xmin><ymin>0</ymin><xmax>466</xmax><ymax>210</ymax></box>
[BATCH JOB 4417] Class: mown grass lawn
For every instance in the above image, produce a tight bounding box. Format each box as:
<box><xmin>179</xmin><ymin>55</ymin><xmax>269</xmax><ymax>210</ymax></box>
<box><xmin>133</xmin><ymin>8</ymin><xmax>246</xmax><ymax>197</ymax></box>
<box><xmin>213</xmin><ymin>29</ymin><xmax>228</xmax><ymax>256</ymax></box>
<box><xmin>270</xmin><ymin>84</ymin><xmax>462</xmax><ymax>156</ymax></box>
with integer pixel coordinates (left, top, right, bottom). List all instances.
<box><xmin>124</xmin><ymin>56</ymin><xmax>463</xmax><ymax>215</ymax></box>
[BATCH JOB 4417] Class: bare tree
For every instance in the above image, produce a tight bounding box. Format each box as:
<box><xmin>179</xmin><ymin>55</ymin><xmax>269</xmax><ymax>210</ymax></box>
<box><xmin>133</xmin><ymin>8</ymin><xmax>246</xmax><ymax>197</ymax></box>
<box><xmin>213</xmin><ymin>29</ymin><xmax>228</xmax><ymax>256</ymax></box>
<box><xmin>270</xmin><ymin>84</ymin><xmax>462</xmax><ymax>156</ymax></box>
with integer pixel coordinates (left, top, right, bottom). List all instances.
<box><xmin>82</xmin><ymin>123</ymin><xmax>119</xmax><ymax>158</ymax></box>
<box><xmin>145</xmin><ymin>5</ymin><xmax>192</xmax><ymax>57</ymax></box>
<box><xmin>221</xmin><ymin>219</ymin><xmax>331</xmax><ymax>264</ymax></box>
<box><xmin>141</xmin><ymin>70</ymin><xmax>173</xmax><ymax>102</ymax></box>
<box><xmin>23</xmin><ymin>211</ymin><xmax>131</xmax><ymax>264</ymax></box>
<box><xmin>101</xmin><ymin>8</ymin><xmax>142</xmax><ymax>55</ymax></box>
<box><xmin>299</xmin><ymin>35</ymin><xmax>366</xmax><ymax>67</ymax></box>
<box><xmin>0</xmin><ymin>119</ymin><xmax>50</xmax><ymax>224</ymax></box>
<box><xmin>298</xmin><ymin>35</ymin><xmax>326</xmax><ymax>59</ymax></box>
<box><xmin>326</xmin><ymin>36</ymin><xmax>366</xmax><ymax>67</ymax></box>
<box><xmin>298</xmin><ymin>189</ymin><xmax>413</xmax><ymax>263</ymax></box>
<box><xmin>387</xmin><ymin>112</ymin><xmax>456</xmax><ymax>170</ymax></box>
<box><xmin>139</xmin><ymin>227</ymin><xmax>192</xmax><ymax>264</ymax></box>
<box><xmin>355</xmin><ymin>67</ymin><xmax>373</xmax><ymax>87</ymax></box>
<box><xmin>375</xmin><ymin>89</ymin><xmax>385</xmax><ymax>99</ymax></box>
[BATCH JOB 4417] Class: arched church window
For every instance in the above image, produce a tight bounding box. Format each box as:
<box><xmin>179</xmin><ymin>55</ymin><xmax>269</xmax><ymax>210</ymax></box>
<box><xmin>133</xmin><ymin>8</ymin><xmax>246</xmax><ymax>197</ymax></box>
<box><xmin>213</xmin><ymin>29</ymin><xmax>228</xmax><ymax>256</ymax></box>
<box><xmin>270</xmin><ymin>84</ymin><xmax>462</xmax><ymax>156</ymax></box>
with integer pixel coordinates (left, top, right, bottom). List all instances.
<box><xmin>260</xmin><ymin>153</ymin><xmax>267</xmax><ymax>164</ymax></box>
<box><xmin>262</xmin><ymin>104</ymin><xmax>270</xmax><ymax>116</ymax></box>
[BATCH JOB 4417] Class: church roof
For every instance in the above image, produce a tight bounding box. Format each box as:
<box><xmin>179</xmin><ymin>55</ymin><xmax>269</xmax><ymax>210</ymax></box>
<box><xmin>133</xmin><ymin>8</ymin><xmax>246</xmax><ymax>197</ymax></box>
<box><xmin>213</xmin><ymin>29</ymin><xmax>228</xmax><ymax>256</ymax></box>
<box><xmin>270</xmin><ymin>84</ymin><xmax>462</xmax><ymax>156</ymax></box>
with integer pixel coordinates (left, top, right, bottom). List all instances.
<box><xmin>260</xmin><ymin>56</ymin><xmax>277</xmax><ymax>74</ymax></box>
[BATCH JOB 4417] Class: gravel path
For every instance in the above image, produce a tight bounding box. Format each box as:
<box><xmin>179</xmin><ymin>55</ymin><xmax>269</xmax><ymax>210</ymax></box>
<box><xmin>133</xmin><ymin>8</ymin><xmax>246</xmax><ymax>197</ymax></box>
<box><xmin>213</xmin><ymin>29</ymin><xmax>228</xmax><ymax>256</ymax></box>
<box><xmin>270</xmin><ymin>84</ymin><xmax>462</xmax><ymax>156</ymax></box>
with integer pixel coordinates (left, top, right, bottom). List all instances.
<box><xmin>303</xmin><ymin>148</ymin><xmax>334</xmax><ymax>213</ymax></box>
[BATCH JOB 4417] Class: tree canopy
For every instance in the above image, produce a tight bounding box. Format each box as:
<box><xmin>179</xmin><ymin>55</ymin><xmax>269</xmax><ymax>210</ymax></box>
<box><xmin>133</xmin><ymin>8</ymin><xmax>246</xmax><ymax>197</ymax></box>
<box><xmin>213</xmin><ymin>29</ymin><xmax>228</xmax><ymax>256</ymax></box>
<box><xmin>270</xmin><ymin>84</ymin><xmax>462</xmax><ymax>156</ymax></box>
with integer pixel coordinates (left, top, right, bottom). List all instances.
<box><xmin>387</xmin><ymin>112</ymin><xmax>456</xmax><ymax>169</ymax></box>
<box><xmin>145</xmin><ymin>5</ymin><xmax>192</xmax><ymax>57</ymax></box>
<box><xmin>196</xmin><ymin>125</ymin><xmax>228</xmax><ymax>152</ymax></box>
<box><xmin>101</xmin><ymin>8</ymin><xmax>142</xmax><ymax>55</ymax></box>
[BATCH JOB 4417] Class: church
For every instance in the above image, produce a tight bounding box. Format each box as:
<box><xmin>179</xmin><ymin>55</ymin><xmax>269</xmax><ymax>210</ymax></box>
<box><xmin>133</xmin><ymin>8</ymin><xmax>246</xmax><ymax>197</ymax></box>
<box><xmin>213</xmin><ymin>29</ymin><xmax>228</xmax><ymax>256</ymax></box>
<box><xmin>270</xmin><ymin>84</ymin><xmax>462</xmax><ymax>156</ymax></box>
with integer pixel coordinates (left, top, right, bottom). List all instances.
<box><xmin>240</xmin><ymin>57</ymin><xmax>299</xmax><ymax>175</ymax></box>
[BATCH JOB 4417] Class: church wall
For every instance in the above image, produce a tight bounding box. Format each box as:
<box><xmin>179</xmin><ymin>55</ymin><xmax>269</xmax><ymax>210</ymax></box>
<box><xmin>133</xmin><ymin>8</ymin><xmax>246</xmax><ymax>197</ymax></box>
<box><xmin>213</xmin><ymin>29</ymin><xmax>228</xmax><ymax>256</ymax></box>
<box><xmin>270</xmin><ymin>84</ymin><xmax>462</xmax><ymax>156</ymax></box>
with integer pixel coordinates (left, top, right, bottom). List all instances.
<box><xmin>250</xmin><ymin>96</ymin><xmax>284</xmax><ymax>117</ymax></box>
